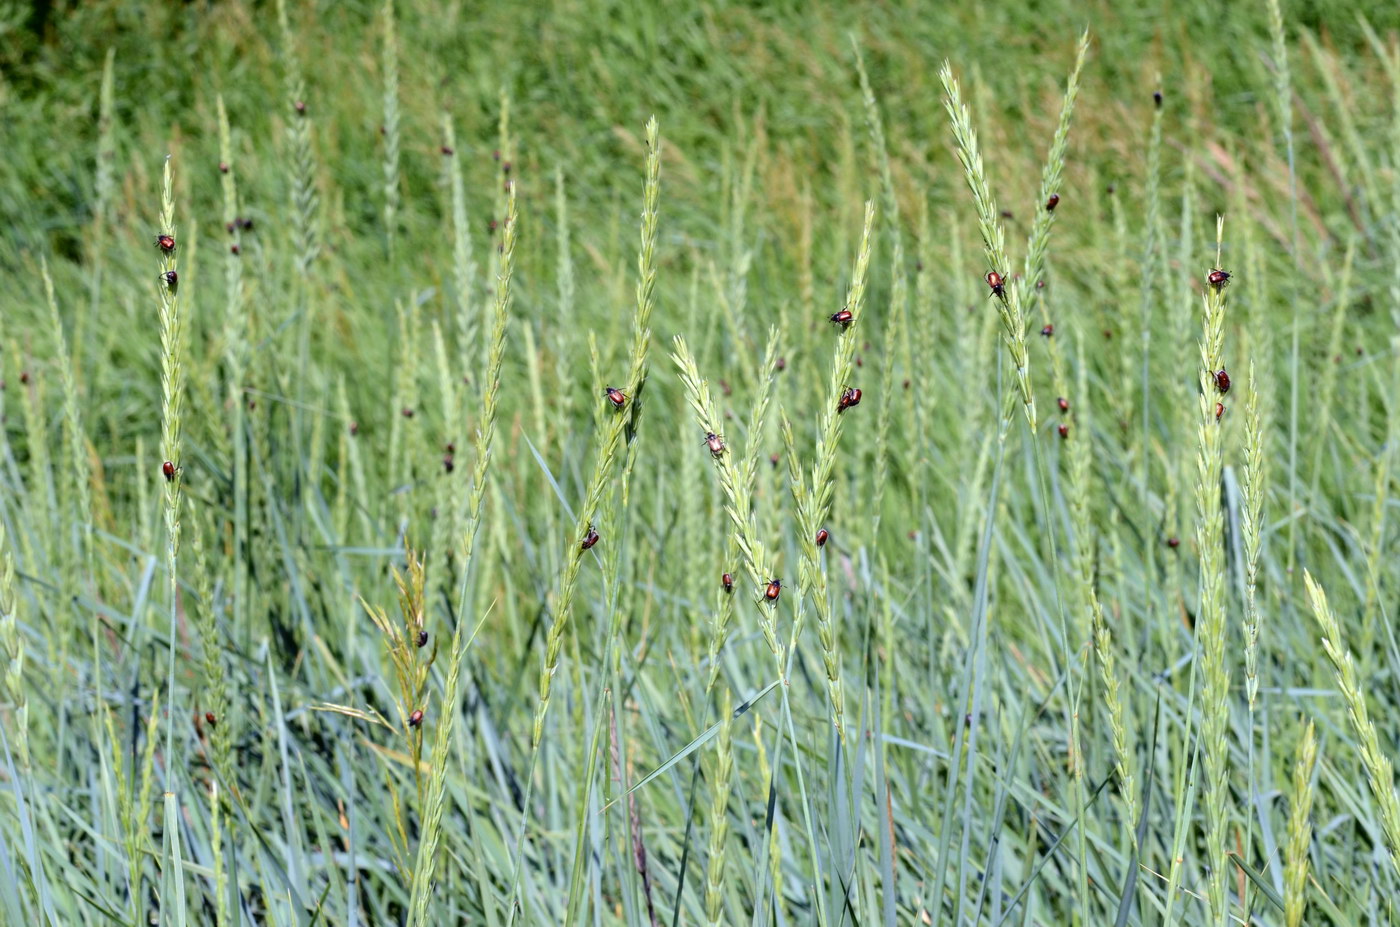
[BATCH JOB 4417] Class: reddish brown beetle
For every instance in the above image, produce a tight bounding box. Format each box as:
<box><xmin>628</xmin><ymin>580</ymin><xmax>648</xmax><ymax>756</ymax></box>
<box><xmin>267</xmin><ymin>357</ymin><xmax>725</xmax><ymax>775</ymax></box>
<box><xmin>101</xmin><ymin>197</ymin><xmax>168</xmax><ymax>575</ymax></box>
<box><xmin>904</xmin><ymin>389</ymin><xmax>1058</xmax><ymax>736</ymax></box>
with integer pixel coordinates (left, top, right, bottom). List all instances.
<box><xmin>416</xmin><ymin>629</ymin><xmax>429</xmax><ymax>648</ymax></box>
<box><xmin>816</xmin><ymin>528</ymin><xmax>830</xmax><ymax>547</ymax></box>
<box><xmin>722</xmin><ymin>572</ymin><xmax>734</xmax><ymax>593</ymax></box>
<box><xmin>162</xmin><ymin>460</ymin><xmax>178</xmax><ymax>482</ymax></box>
<box><xmin>1041</xmin><ymin>324</ymin><xmax>1054</xmax><ymax>337</ymax></box>
<box><xmin>1057</xmin><ymin>397</ymin><xmax>1070</xmax><ymax>412</ymax></box>
<box><xmin>160</xmin><ymin>270</ymin><xmax>178</xmax><ymax>292</ymax></box>
<box><xmin>408</xmin><ymin>709</ymin><xmax>424</xmax><ymax>728</ymax></box>
<box><xmin>829</xmin><ymin>309</ymin><xmax>854</xmax><ymax>328</ymax></box>
<box><xmin>443</xmin><ymin>453</ymin><xmax>455</xmax><ymax>473</ymax></box>
<box><xmin>604</xmin><ymin>386</ymin><xmax>627</xmax><ymax>409</ymax></box>
<box><xmin>1215</xmin><ymin>402</ymin><xmax>1225</xmax><ymax>421</ymax></box>
<box><xmin>1166</xmin><ymin>536</ymin><xmax>1181</xmax><ymax>548</ymax></box>
<box><xmin>837</xmin><ymin>387</ymin><xmax>863</xmax><ymax>412</ymax></box>
<box><xmin>581</xmin><ymin>525</ymin><xmax>600</xmax><ymax>550</ymax></box>
<box><xmin>349</xmin><ymin>421</ymin><xmax>359</xmax><ymax>436</ymax></box>
<box><xmin>985</xmin><ymin>270</ymin><xmax>1006</xmax><ymax>299</ymax></box>
<box><xmin>1057</xmin><ymin>423</ymin><xmax>1069</xmax><ymax>439</ymax></box>
<box><xmin>155</xmin><ymin>234</ymin><xmax>176</xmax><ymax>254</ymax></box>
<box><xmin>763</xmin><ymin>577</ymin><xmax>782</xmax><ymax>602</ymax></box>
<box><xmin>1207</xmin><ymin>268</ymin><xmax>1231</xmax><ymax>289</ymax></box>
<box><xmin>1214</xmin><ymin>369</ymin><xmax>1231</xmax><ymax>394</ymax></box>
<box><xmin>402</xmin><ymin>407</ymin><xmax>414</xmax><ymax>418</ymax></box>
<box><xmin>1045</xmin><ymin>193</ymin><xmax>1060</xmax><ymax>212</ymax></box>
<box><xmin>705</xmin><ymin>432</ymin><xmax>726</xmax><ymax>457</ymax></box>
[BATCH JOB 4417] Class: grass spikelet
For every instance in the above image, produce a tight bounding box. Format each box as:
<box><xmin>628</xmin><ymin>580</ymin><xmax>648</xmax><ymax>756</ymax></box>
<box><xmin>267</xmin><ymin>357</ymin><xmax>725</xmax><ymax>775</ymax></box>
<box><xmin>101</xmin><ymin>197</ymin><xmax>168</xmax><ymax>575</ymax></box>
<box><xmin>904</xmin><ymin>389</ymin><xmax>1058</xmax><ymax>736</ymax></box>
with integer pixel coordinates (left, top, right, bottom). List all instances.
<box><xmin>381</xmin><ymin>0</ymin><xmax>401</xmax><ymax>251</ymax></box>
<box><xmin>940</xmin><ymin>62</ymin><xmax>1035</xmax><ymax>428</ymax></box>
<box><xmin>529</xmin><ymin>117</ymin><xmax>661</xmax><ymax>754</ymax></box>
<box><xmin>0</xmin><ymin>518</ymin><xmax>26</xmax><ymax>770</ymax></box>
<box><xmin>790</xmin><ymin>202</ymin><xmax>874</xmax><ymax>738</ymax></box>
<box><xmin>404</xmin><ymin>179</ymin><xmax>518</xmax><ymax>927</ymax></box>
<box><xmin>154</xmin><ymin>156</ymin><xmax>186</xmax><ymax>788</ymax></box>
<box><xmin>1303</xmin><ymin>569</ymin><xmax>1400</xmax><ymax>879</ymax></box>
<box><xmin>443</xmin><ymin>115</ymin><xmax>478</xmax><ymax>389</ymax></box>
<box><xmin>1242</xmin><ymin>361</ymin><xmax>1265</xmax><ymax>712</ymax></box>
<box><xmin>1069</xmin><ymin>349</ymin><xmax>1136</xmax><ymax>838</ymax></box>
<box><xmin>1195</xmin><ymin>216</ymin><xmax>1233</xmax><ymax>927</ymax></box>
<box><xmin>672</xmin><ymin>335</ymin><xmax>782</xmax><ymax>671</ymax></box>
<box><xmin>704</xmin><ymin>688</ymin><xmax>734</xmax><ymax>927</ymax></box>
<box><xmin>1284</xmin><ymin>718</ymin><xmax>1317</xmax><ymax>927</ymax></box>
<box><xmin>188</xmin><ymin>500</ymin><xmax>231</xmax><ymax>793</ymax></box>
<box><xmin>43</xmin><ymin>259</ymin><xmax>91</xmax><ymax>646</ymax></box>
<box><xmin>277</xmin><ymin>0</ymin><xmax>320</xmax><ymax>276</ymax></box>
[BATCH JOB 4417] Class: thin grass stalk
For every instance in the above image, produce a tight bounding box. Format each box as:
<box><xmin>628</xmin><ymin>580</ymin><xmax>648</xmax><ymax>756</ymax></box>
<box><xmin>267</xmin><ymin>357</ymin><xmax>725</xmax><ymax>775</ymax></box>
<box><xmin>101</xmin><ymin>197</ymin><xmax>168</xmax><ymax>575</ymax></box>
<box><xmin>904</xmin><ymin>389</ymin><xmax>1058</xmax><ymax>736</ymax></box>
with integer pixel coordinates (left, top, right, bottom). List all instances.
<box><xmin>443</xmin><ymin>116</ymin><xmax>477</xmax><ymax>392</ymax></box>
<box><xmin>1360</xmin><ymin>208</ymin><xmax>1400</xmax><ymax>652</ymax></box>
<box><xmin>552</xmin><ymin>166</ymin><xmax>576</xmax><ymax>428</ymax></box>
<box><xmin>1266</xmin><ymin>0</ymin><xmax>1302</xmax><ymax>575</ymax></box>
<box><xmin>854</xmin><ymin>42</ymin><xmax>903</xmax><ymax>545</ymax></box>
<box><xmin>276</xmin><ymin>0</ymin><xmax>320</xmax><ymax>480</ymax></box>
<box><xmin>505</xmin><ymin>120</ymin><xmax>660</xmax><ymax>926</ymax></box>
<box><xmin>216</xmin><ymin>96</ymin><xmax>249</xmax><ymax>647</ymax></box>
<box><xmin>529</xmin><ymin>118</ymin><xmax>660</xmax><ymax>751</ymax></box>
<box><xmin>1024</xmin><ymin>30</ymin><xmax>1088</xmax><ymax>311</ymax></box>
<box><xmin>1069</xmin><ymin>348</ymin><xmax>1137</xmax><ymax>840</ymax></box>
<box><xmin>671</xmin><ymin>339</ymin><xmax>782</xmax><ymax>674</ymax></box>
<box><xmin>0</xmin><ymin>518</ymin><xmax>26</xmax><ymax>771</ymax></box>
<box><xmin>940</xmin><ymin>64</ymin><xmax>1035</xmax><ymax>429</ymax></box>
<box><xmin>188</xmin><ymin>499</ymin><xmax>231</xmax><ymax>792</ymax></box>
<box><xmin>1195</xmin><ymin>217</ymin><xmax>1232</xmax><ymax>927</ymax></box>
<box><xmin>1163</xmin><ymin>176</ymin><xmax>1198</xmax><ymax>625</ymax></box>
<box><xmin>155</xmin><ymin>157</ymin><xmax>186</xmax><ymax>792</ymax></box>
<box><xmin>791</xmin><ymin>200</ymin><xmax>875</xmax><ymax>741</ymax></box>
<box><xmin>706</xmin><ymin>329</ymin><xmax>779</xmax><ymax>696</ymax></box>
<box><xmin>1307</xmin><ymin>234</ymin><xmax>1356</xmax><ymax>500</ymax></box>
<box><xmin>1242</xmin><ymin>363</ymin><xmax>1265</xmax><ymax>714</ymax></box>
<box><xmin>1303</xmin><ymin>570</ymin><xmax>1400</xmax><ymax>878</ymax></box>
<box><xmin>704</xmin><ymin>688</ymin><xmax>734</xmax><ymax>927</ymax></box>
<box><xmin>43</xmin><ymin>259</ymin><xmax>91</xmax><ymax>656</ymax></box>
<box><xmin>80</xmin><ymin>46</ymin><xmax>117</xmax><ymax>367</ymax></box>
<box><xmin>405</xmin><ymin>181</ymin><xmax>517</xmax><ymax>927</ymax></box>
<box><xmin>14</xmin><ymin>346</ymin><xmax>54</xmax><ymax>586</ymax></box>
<box><xmin>1283</xmin><ymin>718</ymin><xmax>1317</xmax><ymax>927</ymax></box>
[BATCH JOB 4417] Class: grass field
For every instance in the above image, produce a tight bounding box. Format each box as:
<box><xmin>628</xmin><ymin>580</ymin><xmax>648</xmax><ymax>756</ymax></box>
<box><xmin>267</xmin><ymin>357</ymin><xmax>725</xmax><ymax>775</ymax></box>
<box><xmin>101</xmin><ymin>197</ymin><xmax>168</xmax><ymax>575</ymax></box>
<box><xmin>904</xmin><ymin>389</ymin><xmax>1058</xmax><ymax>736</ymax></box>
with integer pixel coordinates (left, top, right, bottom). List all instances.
<box><xmin>5</xmin><ymin>0</ymin><xmax>1400</xmax><ymax>924</ymax></box>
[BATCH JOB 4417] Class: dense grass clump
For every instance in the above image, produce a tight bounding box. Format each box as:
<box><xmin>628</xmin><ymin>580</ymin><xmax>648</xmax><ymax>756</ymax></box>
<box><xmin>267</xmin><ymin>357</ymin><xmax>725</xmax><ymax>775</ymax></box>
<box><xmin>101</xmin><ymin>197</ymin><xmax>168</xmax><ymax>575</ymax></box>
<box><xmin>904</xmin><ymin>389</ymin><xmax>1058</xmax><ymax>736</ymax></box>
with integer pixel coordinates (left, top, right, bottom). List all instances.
<box><xmin>6</xmin><ymin>1</ymin><xmax>1400</xmax><ymax>924</ymax></box>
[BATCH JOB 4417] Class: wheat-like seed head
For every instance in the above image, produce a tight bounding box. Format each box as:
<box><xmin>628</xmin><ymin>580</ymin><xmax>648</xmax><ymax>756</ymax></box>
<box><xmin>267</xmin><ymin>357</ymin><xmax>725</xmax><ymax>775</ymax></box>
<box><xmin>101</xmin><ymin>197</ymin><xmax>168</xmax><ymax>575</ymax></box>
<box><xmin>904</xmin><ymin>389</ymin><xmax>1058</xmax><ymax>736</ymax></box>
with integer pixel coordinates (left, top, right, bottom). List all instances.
<box><xmin>1284</xmin><ymin>718</ymin><xmax>1317</xmax><ymax>927</ymax></box>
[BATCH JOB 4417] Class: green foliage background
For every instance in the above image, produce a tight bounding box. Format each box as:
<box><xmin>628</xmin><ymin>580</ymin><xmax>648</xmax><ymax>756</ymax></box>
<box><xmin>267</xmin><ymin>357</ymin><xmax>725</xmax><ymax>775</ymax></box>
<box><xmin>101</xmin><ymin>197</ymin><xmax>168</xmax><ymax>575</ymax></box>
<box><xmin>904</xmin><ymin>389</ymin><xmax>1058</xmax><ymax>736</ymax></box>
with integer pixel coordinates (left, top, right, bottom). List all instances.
<box><xmin>3</xmin><ymin>0</ymin><xmax>1400</xmax><ymax>924</ymax></box>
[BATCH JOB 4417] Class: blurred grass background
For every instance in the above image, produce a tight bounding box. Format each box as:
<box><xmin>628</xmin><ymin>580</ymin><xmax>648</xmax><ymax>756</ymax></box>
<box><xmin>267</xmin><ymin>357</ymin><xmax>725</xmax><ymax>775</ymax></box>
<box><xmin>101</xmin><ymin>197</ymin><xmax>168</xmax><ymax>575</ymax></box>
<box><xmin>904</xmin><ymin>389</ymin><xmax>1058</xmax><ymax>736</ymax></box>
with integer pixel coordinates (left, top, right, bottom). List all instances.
<box><xmin>4</xmin><ymin>0</ymin><xmax>1400</xmax><ymax>924</ymax></box>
